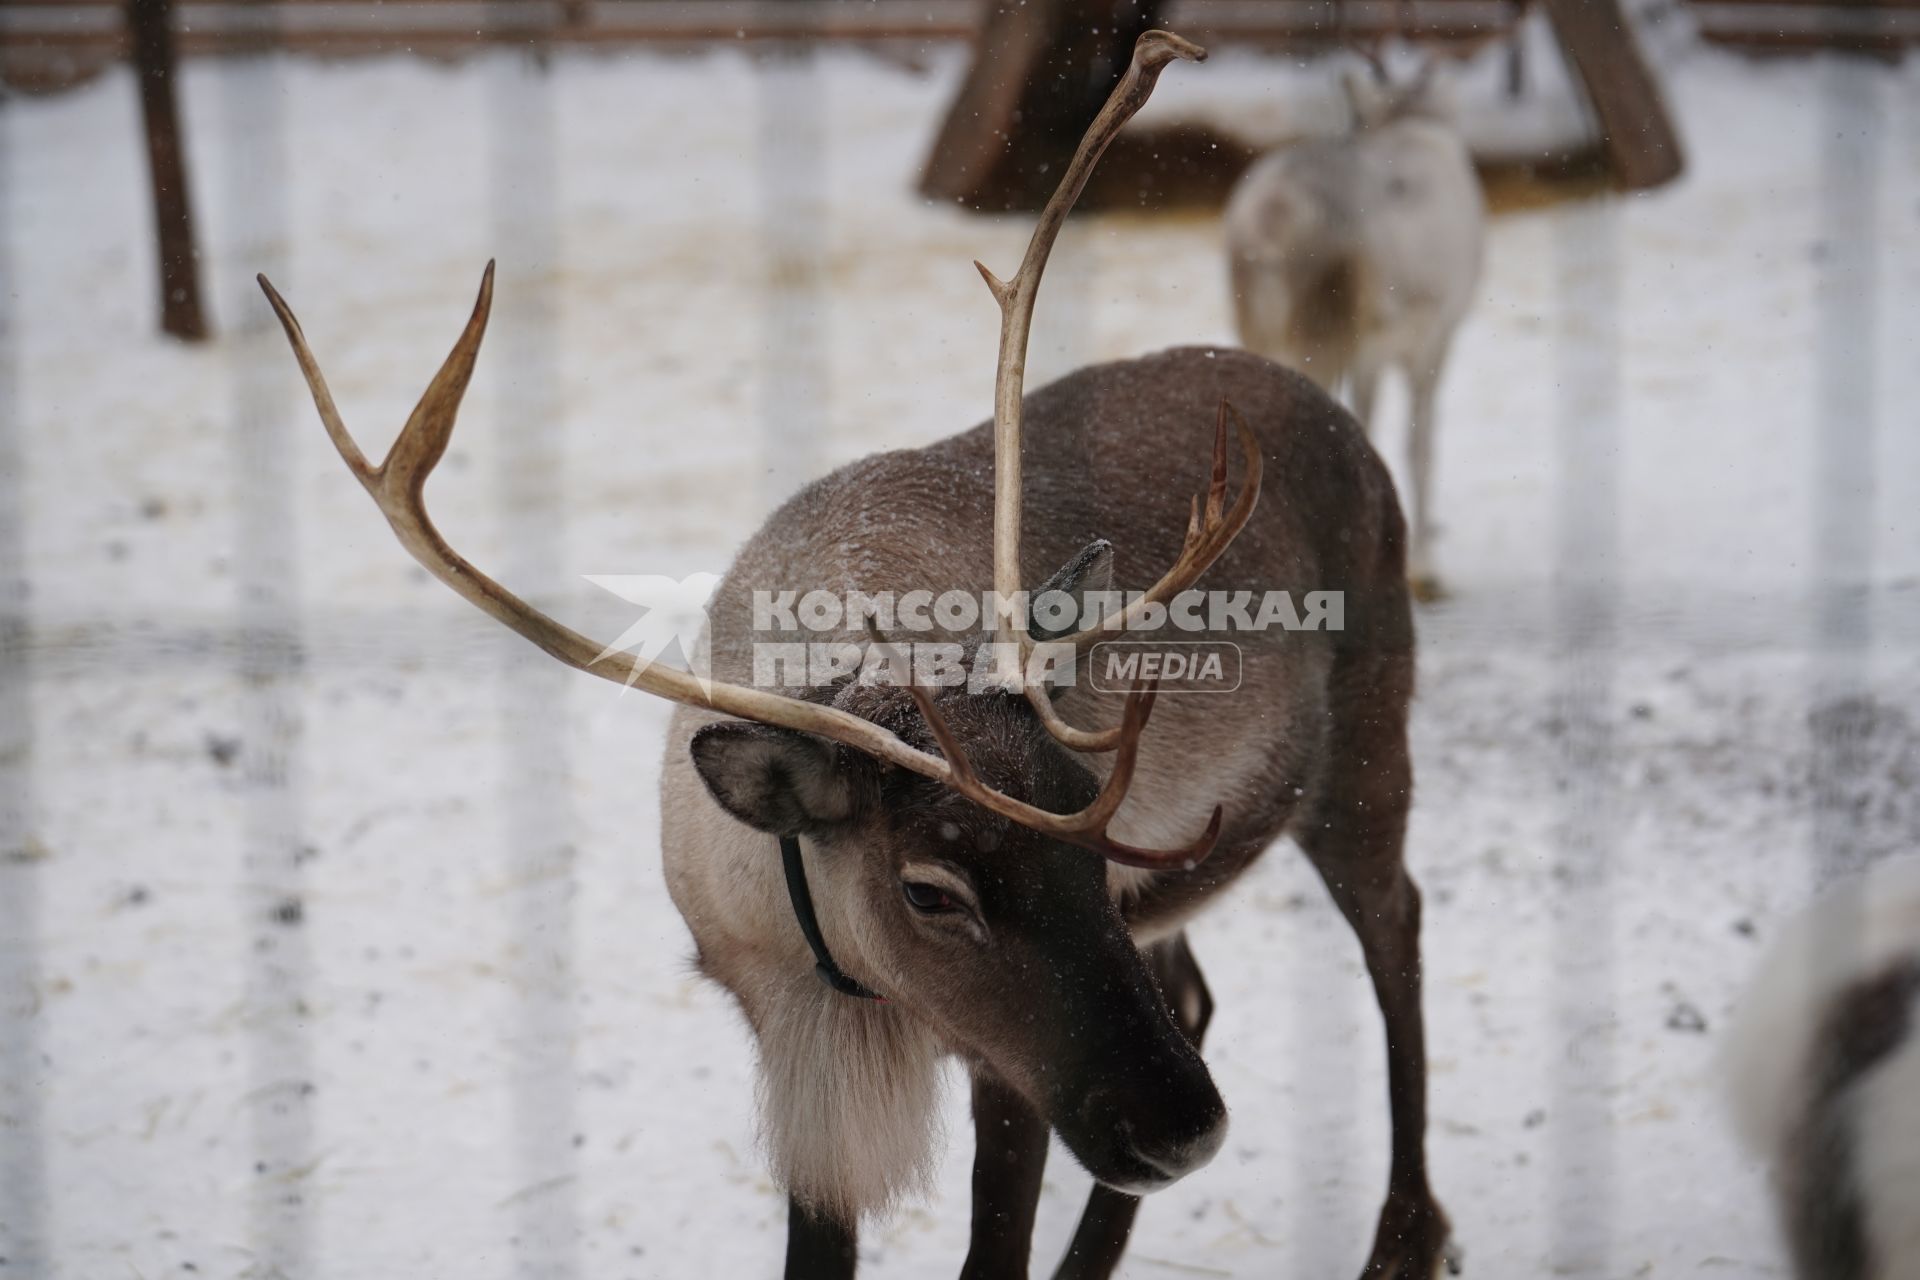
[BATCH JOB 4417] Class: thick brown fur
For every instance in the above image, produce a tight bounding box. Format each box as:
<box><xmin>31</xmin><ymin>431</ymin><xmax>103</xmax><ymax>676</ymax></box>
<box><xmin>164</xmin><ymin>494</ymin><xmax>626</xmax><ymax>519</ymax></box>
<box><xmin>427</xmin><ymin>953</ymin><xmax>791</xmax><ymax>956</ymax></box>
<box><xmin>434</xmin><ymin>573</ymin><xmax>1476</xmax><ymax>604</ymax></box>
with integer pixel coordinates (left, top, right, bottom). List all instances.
<box><xmin>659</xmin><ymin>346</ymin><xmax>1441</xmax><ymax>1277</ymax></box>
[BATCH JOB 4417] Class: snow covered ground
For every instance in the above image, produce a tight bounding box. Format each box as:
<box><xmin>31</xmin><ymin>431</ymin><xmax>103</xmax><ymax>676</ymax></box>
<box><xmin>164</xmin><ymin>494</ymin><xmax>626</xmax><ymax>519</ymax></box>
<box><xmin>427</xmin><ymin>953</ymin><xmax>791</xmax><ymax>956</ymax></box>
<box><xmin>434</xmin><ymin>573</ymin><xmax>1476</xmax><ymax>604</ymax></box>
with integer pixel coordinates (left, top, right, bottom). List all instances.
<box><xmin>3</xmin><ymin>31</ymin><xmax>1920</xmax><ymax>1280</ymax></box>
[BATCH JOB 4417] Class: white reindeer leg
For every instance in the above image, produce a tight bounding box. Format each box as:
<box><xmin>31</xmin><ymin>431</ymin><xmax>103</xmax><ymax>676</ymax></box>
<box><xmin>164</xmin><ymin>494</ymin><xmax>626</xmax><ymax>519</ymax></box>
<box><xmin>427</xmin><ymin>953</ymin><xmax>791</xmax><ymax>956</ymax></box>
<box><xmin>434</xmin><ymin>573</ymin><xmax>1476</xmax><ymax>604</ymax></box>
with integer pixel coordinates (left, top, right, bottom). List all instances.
<box><xmin>1349</xmin><ymin>367</ymin><xmax>1381</xmax><ymax>434</ymax></box>
<box><xmin>1406</xmin><ymin>356</ymin><xmax>1444</xmax><ymax>601</ymax></box>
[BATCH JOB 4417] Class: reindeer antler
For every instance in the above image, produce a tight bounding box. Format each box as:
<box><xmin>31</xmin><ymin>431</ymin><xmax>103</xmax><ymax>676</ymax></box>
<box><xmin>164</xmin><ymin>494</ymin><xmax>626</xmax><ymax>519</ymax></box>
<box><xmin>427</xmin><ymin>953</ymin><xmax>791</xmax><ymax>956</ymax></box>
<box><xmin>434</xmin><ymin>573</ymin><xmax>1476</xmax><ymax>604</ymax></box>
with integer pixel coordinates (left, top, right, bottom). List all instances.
<box><xmin>1058</xmin><ymin>399</ymin><xmax>1262</xmax><ymax>654</ymax></box>
<box><xmin>259</xmin><ymin>263</ymin><xmax>1218</xmax><ymax>868</ymax></box>
<box><xmin>970</xmin><ymin>30</ymin><xmax>1261</xmax><ymax>752</ymax></box>
<box><xmin>864</xmin><ymin>620</ymin><xmax>1219</xmax><ymax>867</ymax></box>
<box><xmin>976</xmin><ymin>29</ymin><xmax>1205</xmax><ymax>671</ymax></box>
<box><xmin>262</xmin><ymin>29</ymin><xmax>1236</xmax><ymax>870</ymax></box>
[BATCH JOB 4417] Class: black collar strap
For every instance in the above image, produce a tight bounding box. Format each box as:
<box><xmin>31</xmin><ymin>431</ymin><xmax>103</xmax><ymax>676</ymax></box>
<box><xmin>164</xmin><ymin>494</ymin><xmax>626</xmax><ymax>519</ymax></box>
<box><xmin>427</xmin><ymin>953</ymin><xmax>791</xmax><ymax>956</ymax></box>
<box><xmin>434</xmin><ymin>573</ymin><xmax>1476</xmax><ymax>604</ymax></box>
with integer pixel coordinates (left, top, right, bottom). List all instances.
<box><xmin>779</xmin><ymin>835</ymin><xmax>886</xmax><ymax>1002</ymax></box>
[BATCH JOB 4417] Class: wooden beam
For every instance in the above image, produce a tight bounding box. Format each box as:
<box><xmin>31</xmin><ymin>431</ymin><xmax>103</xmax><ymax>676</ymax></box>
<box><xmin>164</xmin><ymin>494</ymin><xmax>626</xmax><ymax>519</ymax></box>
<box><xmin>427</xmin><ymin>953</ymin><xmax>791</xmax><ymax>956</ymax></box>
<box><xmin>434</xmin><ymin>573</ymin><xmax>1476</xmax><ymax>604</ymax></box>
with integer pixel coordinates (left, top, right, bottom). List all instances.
<box><xmin>1539</xmin><ymin>0</ymin><xmax>1684</xmax><ymax>191</ymax></box>
<box><xmin>126</xmin><ymin>0</ymin><xmax>208</xmax><ymax>340</ymax></box>
<box><xmin>918</xmin><ymin>0</ymin><xmax>1169</xmax><ymax>211</ymax></box>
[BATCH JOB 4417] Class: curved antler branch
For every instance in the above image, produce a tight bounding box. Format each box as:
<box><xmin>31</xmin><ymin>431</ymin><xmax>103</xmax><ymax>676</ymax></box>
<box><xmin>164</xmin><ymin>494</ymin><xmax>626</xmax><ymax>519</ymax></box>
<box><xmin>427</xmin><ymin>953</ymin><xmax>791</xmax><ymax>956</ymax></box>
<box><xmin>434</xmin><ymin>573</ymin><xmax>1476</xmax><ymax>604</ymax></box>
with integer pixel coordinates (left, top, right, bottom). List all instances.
<box><xmin>265</xmin><ymin>26</ymin><xmax>1229</xmax><ymax>873</ymax></box>
<box><xmin>978</xmin><ymin>29</ymin><xmax>1206</xmax><ymax>672</ymax></box>
<box><xmin>1060</xmin><ymin>399</ymin><xmax>1264</xmax><ymax>652</ymax></box>
<box><xmin>259</xmin><ymin>267</ymin><xmax>964</xmax><ymax>788</ymax></box>
<box><xmin>961</xmin><ymin>30</ymin><xmax>1260</xmax><ymax>770</ymax></box>
<box><xmin>862</xmin><ymin>621</ymin><xmax>1217</xmax><ymax>869</ymax></box>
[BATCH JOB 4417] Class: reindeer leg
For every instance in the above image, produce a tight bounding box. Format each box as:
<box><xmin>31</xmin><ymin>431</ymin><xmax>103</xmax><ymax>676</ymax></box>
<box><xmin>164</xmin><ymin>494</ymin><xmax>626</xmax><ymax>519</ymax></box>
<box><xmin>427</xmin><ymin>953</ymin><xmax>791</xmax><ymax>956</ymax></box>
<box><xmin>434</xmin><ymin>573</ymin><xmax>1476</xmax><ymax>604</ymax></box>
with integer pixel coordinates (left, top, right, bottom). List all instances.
<box><xmin>1405</xmin><ymin>355</ymin><xmax>1445</xmax><ymax>602</ymax></box>
<box><xmin>1310</xmin><ymin>859</ymin><xmax>1453</xmax><ymax>1278</ymax></box>
<box><xmin>786</xmin><ymin>1197</ymin><xmax>858</xmax><ymax>1280</ymax></box>
<box><xmin>1348</xmin><ymin>365</ymin><xmax>1381</xmax><ymax>435</ymax></box>
<box><xmin>1052</xmin><ymin>934</ymin><xmax>1215</xmax><ymax>1280</ymax></box>
<box><xmin>962</xmin><ymin>1071</ymin><xmax>1051</xmax><ymax>1280</ymax></box>
<box><xmin>1296</xmin><ymin>646</ymin><xmax>1453</xmax><ymax>1279</ymax></box>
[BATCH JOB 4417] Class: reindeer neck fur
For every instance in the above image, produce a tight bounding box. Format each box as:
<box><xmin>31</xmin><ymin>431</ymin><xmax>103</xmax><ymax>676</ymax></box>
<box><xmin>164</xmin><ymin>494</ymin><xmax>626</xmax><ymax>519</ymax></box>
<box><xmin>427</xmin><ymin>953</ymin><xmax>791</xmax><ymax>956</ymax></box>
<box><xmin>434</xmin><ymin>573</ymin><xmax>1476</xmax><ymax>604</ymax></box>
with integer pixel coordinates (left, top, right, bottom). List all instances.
<box><xmin>753</xmin><ymin>967</ymin><xmax>947</xmax><ymax>1223</ymax></box>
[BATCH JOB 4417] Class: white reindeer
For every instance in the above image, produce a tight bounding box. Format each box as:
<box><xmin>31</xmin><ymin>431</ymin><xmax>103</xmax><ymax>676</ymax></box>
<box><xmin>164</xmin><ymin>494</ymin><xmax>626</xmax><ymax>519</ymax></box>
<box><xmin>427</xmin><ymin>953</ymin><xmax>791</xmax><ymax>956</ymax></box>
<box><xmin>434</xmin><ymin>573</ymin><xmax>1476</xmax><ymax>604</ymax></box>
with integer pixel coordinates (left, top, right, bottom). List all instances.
<box><xmin>1724</xmin><ymin>856</ymin><xmax>1920</xmax><ymax>1280</ymax></box>
<box><xmin>1225</xmin><ymin>62</ymin><xmax>1484</xmax><ymax>599</ymax></box>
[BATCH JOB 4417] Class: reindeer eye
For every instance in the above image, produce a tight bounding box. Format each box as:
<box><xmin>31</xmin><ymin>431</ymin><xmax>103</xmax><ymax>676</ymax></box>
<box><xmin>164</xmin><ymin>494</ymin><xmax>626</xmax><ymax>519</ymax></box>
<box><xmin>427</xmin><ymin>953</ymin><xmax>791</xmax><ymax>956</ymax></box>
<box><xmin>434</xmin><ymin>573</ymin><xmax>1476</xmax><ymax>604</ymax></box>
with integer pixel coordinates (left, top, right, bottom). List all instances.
<box><xmin>901</xmin><ymin>881</ymin><xmax>957</xmax><ymax>913</ymax></box>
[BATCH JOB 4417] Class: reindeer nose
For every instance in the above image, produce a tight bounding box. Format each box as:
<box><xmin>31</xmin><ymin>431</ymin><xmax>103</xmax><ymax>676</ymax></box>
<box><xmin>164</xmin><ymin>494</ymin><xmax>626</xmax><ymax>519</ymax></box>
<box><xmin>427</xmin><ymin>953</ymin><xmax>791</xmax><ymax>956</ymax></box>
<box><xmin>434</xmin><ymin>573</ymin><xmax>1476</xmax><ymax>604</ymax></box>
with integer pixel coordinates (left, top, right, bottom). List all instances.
<box><xmin>1075</xmin><ymin>1075</ymin><xmax>1228</xmax><ymax>1193</ymax></box>
<box><xmin>1130</xmin><ymin>1104</ymin><xmax>1228</xmax><ymax>1183</ymax></box>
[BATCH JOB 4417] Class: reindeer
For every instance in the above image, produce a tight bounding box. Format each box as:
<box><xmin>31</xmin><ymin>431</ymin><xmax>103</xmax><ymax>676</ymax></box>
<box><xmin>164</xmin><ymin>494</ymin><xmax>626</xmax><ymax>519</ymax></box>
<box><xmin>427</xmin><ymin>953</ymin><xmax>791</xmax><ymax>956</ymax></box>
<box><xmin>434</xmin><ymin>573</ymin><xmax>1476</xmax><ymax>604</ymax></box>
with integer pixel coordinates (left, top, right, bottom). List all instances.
<box><xmin>260</xmin><ymin>32</ymin><xmax>1452</xmax><ymax>1280</ymax></box>
<box><xmin>1224</xmin><ymin>58</ymin><xmax>1485</xmax><ymax>600</ymax></box>
<box><xmin>1724</xmin><ymin>856</ymin><xmax>1920</xmax><ymax>1280</ymax></box>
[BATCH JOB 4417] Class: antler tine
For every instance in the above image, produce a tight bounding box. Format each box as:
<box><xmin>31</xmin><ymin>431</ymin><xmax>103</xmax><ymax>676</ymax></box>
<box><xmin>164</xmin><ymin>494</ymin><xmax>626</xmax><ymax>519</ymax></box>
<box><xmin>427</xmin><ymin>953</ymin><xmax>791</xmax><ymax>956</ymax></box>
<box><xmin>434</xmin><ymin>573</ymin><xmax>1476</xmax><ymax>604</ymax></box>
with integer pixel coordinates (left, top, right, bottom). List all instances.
<box><xmin>261</xmin><ymin>268</ymin><xmax>984</xmax><ymax>789</ymax></box>
<box><xmin>1204</xmin><ymin>398</ymin><xmax>1229</xmax><ymax>526</ymax></box>
<box><xmin>868</xmin><ymin>607</ymin><xmax>1217</xmax><ymax>868</ymax></box>
<box><xmin>978</xmin><ymin>29</ymin><xmax>1206</xmax><ymax>679</ymax></box>
<box><xmin>1354</xmin><ymin>31</ymin><xmax>1391</xmax><ymax>83</ymax></box>
<box><xmin>1061</xmin><ymin>399</ymin><xmax>1262</xmax><ymax>653</ymax></box>
<box><xmin>1092</xmin><ymin>803</ymin><xmax>1224</xmax><ymax>870</ymax></box>
<box><xmin>1025</xmin><ymin>677</ymin><xmax>1128</xmax><ymax>753</ymax></box>
<box><xmin>939</xmin><ymin>677</ymin><xmax>1219</xmax><ymax>868</ymax></box>
<box><xmin>904</xmin><ymin>680</ymin><xmax>982</xmax><ymax>791</ymax></box>
<box><xmin>260</xmin><ymin>263</ymin><xmax>491</xmax><ymax>509</ymax></box>
<box><xmin>1363</xmin><ymin>42</ymin><xmax>1391</xmax><ymax>84</ymax></box>
<box><xmin>1071</xmin><ymin>678</ymin><xmax>1159</xmax><ymax>830</ymax></box>
<box><xmin>1335</xmin><ymin>0</ymin><xmax>1390</xmax><ymax>83</ymax></box>
<box><xmin>863</xmin><ymin>617</ymin><xmax>981</xmax><ymax>791</ymax></box>
<box><xmin>1060</xmin><ymin>677</ymin><xmax>1226</xmax><ymax>871</ymax></box>
<box><xmin>257</xmin><ymin>270</ymin><xmax>386</xmax><ymax>484</ymax></box>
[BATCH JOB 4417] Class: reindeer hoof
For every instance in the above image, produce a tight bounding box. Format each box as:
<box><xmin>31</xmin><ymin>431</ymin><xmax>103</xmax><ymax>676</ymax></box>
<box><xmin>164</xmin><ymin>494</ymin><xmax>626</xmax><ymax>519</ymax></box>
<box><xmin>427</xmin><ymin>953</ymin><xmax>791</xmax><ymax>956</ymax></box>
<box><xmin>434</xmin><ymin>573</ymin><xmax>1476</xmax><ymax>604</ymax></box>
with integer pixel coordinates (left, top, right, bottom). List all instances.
<box><xmin>1442</xmin><ymin>1238</ymin><xmax>1464</xmax><ymax>1275</ymax></box>
<box><xmin>1358</xmin><ymin>1192</ymin><xmax>1452</xmax><ymax>1279</ymax></box>
<box><xmin>1408</xmin><ymin>573</ymin><xmax>1447</xmax><ymax>604</ymax></box>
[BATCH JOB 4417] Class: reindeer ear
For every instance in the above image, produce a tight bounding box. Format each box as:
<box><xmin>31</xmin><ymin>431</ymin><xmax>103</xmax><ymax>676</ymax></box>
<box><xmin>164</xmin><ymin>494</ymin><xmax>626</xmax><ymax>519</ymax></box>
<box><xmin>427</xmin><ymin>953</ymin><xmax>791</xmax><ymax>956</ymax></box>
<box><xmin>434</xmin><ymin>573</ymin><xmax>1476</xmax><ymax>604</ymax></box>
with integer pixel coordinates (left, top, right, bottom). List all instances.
<box><xmin>1342</xmin><ymin>67</ymin><xmax>1388</xmax><ymax>128</ymax></box>
<box><xmin>1029</xmin><ymin>538</ymin><xmax>1115</xmax><ymax>643</ymax></box>
<box><xmin>1409</xmin><ymin>55</ymin><xmax>1439</xmax><ymax>96</ymax></box>
<box><xmin>1402</xmin><ymin>56</ymin><xmax>1448</xmax><ymax>117</ymax></box>
<box><xmin>690</xmin><ymin>721</ymin><xmax>856</xmax><ymax>836</ymax></box>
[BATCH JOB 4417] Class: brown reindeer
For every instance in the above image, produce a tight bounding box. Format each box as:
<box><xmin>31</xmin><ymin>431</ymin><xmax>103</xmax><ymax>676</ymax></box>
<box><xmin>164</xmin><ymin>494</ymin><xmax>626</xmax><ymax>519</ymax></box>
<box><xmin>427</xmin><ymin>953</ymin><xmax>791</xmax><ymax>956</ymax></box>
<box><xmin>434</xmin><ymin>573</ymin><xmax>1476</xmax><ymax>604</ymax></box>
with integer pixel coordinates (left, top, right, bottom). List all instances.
<box><xmin>260</xmin><ymin>31</ymin><xmax>1451</xmax><ymax>1280</ymax></box>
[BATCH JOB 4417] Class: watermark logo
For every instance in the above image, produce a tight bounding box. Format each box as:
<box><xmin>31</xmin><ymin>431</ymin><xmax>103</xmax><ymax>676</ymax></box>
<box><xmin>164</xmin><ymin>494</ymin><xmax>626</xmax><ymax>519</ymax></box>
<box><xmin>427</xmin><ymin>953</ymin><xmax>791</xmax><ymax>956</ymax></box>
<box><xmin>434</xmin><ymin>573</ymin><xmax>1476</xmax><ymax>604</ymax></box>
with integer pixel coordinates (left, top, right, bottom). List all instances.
<box><xmin>1089</xmin><ymin>641</ymin><xmax>1242</xmax><ymax>694</ymax></box>
<box><xmin>585</xmin><ymin>577</ymin><xmax>1339</xmax><ymax>695</ymax></box>
<box><xmin>584</xmin><ymin>573</ymin><xmax>721</xmax><ymax>694</ymax></box>
<box><xmin>749</xmin><ymin>588</ymin><xmax>1342</xmax><ymax>637</ymax></box>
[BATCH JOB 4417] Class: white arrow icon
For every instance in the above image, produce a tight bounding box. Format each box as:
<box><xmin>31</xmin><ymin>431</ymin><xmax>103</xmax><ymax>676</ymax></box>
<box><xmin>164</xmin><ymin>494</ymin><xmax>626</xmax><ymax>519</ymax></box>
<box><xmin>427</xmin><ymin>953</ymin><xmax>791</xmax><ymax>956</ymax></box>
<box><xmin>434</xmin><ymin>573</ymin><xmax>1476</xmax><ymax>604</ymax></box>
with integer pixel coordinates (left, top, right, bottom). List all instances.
<box><xmin>583</xmin><ymin>572</ymin><xmax>723</xmax><ymax>698</ymax></box>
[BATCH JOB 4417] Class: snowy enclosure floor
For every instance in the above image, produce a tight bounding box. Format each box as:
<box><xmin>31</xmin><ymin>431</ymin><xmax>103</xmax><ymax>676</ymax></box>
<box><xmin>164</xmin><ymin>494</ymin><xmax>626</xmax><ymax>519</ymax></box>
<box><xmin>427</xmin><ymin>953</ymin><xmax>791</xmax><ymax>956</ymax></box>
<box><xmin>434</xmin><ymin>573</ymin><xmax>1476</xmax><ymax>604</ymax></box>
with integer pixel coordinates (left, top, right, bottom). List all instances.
<box><xmin>3</xmin><ymin>36</ymin><xmax>1920</xmax><ymax>1280</ymax></box>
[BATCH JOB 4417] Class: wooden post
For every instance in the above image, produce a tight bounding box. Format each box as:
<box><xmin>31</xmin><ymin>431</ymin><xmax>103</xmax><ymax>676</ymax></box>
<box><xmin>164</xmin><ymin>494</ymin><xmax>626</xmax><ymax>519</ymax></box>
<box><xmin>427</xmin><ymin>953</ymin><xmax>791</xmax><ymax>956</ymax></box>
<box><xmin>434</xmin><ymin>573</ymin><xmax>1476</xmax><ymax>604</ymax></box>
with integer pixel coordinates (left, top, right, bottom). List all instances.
<box><xmin>127</xmin><ymin>0</ymin><xmax>208</xmax><ymax>341</ymax></box>
<box><xmin>1506</xmin><ymin>0</ymin><xmax>1528</xmax><ymax>99</ymax></box>
<box><xmin>919</xmin><ymin>0</ymin><xmax>1165</xmax><ymax>211</ymax></box>
<box><xmin>1540</xmin><ymin>0</ymin><xmax>1684</xmax><ymax>191</ymax></box>
<box><xmin>918</xmin><ymin>0</ymin><xmax>1253</xmax><ymax>212</ymax></box>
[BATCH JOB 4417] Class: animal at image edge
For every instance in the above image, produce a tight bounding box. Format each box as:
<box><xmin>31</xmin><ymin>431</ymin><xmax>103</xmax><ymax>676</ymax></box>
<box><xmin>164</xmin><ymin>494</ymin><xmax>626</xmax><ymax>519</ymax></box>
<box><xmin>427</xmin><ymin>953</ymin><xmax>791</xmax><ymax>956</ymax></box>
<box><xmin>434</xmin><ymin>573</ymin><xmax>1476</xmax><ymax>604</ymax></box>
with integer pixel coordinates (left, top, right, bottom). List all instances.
<box><xmin>1725</xmin><ymin>856</ymin><xmax>1920</xmax><ymax>1280</ymax></box>
<box><xmin>1225</xmin><ymin>61</ymin><xmax>1485</xmax><ymax>600</ymax></box>
<box><xmin>261</xmin><ymin>33</ymin><xmax>1456</xmax><ymax>1280</ymax></box>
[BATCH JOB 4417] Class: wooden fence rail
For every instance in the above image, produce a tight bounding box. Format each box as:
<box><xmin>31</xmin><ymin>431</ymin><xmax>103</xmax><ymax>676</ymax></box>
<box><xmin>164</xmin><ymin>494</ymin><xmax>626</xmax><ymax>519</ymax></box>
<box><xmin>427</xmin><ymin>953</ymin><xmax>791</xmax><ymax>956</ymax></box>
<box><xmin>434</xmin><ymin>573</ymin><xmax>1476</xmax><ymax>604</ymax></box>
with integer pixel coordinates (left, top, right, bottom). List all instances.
<box><xmin>1</xmin><ymin>0</ymin><xmax>1528</xmax><ymax>94</ymax></box>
